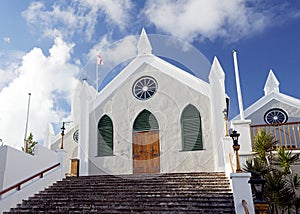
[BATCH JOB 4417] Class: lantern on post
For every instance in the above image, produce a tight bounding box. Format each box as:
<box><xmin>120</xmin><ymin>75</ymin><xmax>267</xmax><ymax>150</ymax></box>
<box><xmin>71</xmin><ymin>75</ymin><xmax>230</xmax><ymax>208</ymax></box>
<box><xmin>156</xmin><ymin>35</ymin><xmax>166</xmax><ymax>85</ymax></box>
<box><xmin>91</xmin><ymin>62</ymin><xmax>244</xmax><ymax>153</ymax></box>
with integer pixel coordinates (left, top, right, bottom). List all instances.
<box><xmin>249</xmin><ymin>173</ymin><xmax>269</xmax><ymax>214</ymax></box>
<box><xmin>230</xmin><ymin>130</ymin><xmax>242</xmax><ymax>173</ymax></box>
<box><xmin>60</xmin><ymin>121</ymin><xmax>72</xmax><ymax>149</ymax></box>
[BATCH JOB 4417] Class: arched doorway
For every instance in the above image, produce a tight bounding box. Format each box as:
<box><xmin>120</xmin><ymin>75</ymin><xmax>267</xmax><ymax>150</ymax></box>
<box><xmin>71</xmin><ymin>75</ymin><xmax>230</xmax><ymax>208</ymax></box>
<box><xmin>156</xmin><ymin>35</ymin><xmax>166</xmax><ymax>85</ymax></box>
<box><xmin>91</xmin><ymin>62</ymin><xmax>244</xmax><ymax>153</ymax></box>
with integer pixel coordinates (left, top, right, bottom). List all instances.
<box><xmin>132</xmin><ymin>109</ymin><xmax>160</xmax><ymax>174</ymax></box>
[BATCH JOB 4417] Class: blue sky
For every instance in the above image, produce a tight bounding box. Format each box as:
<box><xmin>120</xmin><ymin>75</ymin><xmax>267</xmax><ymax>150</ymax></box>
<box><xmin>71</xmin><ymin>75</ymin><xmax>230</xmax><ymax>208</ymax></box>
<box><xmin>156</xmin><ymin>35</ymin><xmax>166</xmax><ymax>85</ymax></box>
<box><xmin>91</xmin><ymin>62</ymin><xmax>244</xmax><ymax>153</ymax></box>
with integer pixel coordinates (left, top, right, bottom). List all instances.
<box><xmin>0</xmin><ymin>0</ymin><xmax>300</xmax><ymax>148</ymax></box>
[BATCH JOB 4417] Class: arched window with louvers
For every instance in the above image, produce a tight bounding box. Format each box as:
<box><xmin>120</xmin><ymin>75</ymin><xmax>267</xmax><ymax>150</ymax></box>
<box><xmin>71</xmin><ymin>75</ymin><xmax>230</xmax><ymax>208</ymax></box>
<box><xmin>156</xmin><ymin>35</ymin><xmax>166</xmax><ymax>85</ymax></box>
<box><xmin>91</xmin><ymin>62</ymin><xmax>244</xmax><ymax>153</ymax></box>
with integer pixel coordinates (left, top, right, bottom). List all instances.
<box><xmin>181</xmin><ymin>105</ymin><xmax>203</xmax><ymax>151</ymax></box>
<box><xmin>97</xmin><ymin>115</ymin><xmax>113</xmax><ymax>156</ymax></box>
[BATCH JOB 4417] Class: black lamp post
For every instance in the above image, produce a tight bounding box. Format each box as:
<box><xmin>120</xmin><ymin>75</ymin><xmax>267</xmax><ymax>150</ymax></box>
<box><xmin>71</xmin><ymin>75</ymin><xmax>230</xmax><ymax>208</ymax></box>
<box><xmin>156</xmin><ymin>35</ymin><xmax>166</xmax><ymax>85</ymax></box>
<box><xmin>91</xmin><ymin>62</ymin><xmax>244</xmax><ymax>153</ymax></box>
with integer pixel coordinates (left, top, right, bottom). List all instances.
<box><xmin>230</xmin><ymin>130</ymin><xmax>242</xmax><ymax>173</ymax></box>
<box><xmin>249</xmin><ymin>173</ymin><xmax>269</xmax><ymax>214</ymax></box>
<box><xmin>60</xmin><ymin>122</ymin><xmax>66</xmax><ymax>149</ymax></box>
<box><xmin>223</xmin><ymin>97</ymin><xmax>230</xmax><ymax>136</ymax></box>
<box><xmin>60</xmin><ymin>121</ymin><xmax>73</xmax><ymax>149</ymax></box>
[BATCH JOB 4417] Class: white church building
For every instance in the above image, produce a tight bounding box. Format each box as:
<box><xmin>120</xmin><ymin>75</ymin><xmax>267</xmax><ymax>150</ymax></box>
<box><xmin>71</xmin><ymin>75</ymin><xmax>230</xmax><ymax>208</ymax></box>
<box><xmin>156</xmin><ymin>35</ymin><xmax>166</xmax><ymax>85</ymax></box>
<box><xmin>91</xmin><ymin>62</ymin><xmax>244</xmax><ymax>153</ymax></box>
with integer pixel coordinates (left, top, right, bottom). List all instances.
<box><xmin>46</xmin><ymin>29</ymin><xmax>300</xmax><ymax>178</ymax></box>
<box><xmin>47</xmin><ymin>29</ymin><xmax>230</xmax><ymax>176</ymax></box>
<box><xmin>4</xmin><ymin>29</ymin><xmax>300</xmax><ymax>213</ymax></box>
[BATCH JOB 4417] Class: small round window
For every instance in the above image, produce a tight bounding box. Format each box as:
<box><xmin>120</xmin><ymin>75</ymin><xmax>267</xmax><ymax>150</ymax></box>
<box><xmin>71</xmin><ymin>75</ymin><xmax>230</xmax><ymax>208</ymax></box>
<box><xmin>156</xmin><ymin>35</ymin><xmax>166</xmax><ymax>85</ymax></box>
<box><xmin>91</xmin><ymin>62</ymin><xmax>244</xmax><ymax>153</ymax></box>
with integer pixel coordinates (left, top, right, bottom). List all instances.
<box><xmin>73</xmin><ymin>129</ymin><xmax>79</xmax><ymax>143</ymax></box>
<box><xmin>133</xmin><ymin>76</ymin><xmax>157</xmax><ymax>100</ymax></box>
<box><xmin>264</xmin><ymin>108</ymin><xmax>288</xmax><ymax>124</ymax></box>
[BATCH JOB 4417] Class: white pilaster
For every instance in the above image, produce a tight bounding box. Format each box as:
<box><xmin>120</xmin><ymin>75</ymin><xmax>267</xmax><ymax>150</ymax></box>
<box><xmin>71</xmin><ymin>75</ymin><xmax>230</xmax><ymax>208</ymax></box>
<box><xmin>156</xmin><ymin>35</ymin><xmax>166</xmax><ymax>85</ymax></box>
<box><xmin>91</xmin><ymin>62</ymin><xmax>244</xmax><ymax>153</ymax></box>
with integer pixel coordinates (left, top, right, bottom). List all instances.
<box><xmin>230</xmin><ymin>173</ymin><xmax>255</xmax><ymax>214</ymax></box>
<box><xmin>209</xmin><ymin>56</ymin><xmax>226</xmax><ymax>171</ymax></box>
<box><xmin>78</xmin><ymin>81</ymin><xmax>90</xmax><ymax>176</ymax></box>
<box><xmin>56</xmin><ymin>149</ymin><xmax>66</xmax><ymax>180</ymax></box>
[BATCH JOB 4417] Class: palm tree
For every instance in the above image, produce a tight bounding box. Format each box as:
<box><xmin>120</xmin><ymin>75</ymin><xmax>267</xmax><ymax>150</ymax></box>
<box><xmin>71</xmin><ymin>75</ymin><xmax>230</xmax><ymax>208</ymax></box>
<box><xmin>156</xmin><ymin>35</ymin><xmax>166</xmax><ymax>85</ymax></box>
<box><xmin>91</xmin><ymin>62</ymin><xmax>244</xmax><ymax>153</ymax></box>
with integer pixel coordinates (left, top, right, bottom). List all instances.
<box><xmin>252</xmin><ymin>129</ymin><xmax>277</xmax><ymax>165</ymax></box>
<box><xmin>244</xmin><ymin>129</ymin><xmax>300</xmax><ymax>214</ymax></box>
<box><xmin>274</xmin><ymin>147</ymin><xmax>298</xmax><ymax>175</ymax></box>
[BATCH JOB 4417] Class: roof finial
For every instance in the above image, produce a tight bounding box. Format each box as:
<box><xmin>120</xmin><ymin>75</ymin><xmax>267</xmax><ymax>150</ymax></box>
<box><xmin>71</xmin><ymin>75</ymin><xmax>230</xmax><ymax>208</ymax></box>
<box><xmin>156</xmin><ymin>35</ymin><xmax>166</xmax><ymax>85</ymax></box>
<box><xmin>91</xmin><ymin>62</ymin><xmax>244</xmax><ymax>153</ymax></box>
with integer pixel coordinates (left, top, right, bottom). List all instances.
<box><xmin>264</xmin><ymin>69</ymin><xmax>279</xmax><ymax>95</ymax></box>
<box><xmin>137</xmin><ymin>28</ymin><xmax>152</xmax><ymax>55</ymax></box>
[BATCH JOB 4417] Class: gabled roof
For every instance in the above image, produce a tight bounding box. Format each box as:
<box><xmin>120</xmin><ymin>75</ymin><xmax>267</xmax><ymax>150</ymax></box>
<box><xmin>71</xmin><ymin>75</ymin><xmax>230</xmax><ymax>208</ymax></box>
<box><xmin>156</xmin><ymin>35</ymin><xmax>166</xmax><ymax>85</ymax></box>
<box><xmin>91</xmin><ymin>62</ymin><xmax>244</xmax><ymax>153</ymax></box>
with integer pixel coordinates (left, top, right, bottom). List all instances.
<box><xmin>232</xmin><ymin>70</ymin><xmax>300</xmax><ymax>120</ymax></box>
<box><xmin>90</xmin><ymin>29</ymin><xmax>213</xmax><ymax>112</ymax></box>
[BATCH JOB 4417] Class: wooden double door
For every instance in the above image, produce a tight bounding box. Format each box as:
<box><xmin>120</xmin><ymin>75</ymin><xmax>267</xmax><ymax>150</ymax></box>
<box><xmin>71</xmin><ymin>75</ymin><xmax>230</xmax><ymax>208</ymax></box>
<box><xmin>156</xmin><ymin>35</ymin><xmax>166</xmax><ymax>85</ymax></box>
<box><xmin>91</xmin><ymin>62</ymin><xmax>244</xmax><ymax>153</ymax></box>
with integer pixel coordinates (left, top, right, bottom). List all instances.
<box><xmin>132</xmin><ymin>130</ymin><xmax>160</xmax><ymax>174</ymax></box>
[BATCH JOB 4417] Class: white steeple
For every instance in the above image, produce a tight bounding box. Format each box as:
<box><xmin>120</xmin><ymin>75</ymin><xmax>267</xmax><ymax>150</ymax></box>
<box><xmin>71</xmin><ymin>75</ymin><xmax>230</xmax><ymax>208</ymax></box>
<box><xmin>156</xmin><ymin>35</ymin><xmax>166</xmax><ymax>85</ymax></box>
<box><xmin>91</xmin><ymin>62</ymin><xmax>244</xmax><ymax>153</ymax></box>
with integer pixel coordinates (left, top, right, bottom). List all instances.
<box><xmin>137</xmin><ymin>28</ymin><xmax>152</xmax><ymax>55</ymax></box>
<box><xmin>264</xmin><ymin>69</ymin><xmax>280</xmax><ymax>95</ymax></box>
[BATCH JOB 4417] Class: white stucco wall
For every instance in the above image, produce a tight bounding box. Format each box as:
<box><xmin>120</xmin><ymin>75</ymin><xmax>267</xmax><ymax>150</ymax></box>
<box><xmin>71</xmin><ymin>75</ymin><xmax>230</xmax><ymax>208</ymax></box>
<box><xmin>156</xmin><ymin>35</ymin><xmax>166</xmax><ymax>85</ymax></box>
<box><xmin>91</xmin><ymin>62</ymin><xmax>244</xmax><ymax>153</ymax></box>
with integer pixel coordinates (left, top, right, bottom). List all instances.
<box><xmin>0</xmin><ymin>145</ymin><xmax>65</xmax><ymax>212</ymax></box>
<box><xmin>87</xmin><ymin>63</ymin><xmax>218</xmax><ymax>175</ymax></box>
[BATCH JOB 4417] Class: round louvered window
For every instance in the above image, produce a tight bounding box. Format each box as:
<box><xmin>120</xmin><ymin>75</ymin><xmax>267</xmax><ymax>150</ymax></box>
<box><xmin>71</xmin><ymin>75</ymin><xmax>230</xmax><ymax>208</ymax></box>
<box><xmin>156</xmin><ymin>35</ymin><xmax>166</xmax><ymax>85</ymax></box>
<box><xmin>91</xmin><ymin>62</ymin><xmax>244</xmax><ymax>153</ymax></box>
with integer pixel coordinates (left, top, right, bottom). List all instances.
<box><xmin>264</xmin><ymin>108</ymin><xmax>288</xmax><ymax>124</ymax></box>
<box><xmin>133</xmin><ymin>76</ymin><xmax>157</xmax><ymax>100</ymax></box>
<box><xmin>73</xmin><ymin>129</ymin><xmax>79</xmax><ymax>143</ymax></box>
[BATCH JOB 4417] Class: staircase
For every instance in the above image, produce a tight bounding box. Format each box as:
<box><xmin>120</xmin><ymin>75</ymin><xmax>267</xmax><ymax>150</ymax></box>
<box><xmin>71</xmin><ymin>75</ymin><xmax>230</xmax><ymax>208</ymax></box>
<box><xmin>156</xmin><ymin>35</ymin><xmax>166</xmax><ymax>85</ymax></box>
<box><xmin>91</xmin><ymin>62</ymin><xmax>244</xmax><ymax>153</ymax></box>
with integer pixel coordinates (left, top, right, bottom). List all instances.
<box><xmin>6</xmin><ymin>172</ymin><xmax>235</xmax><ymax>213</ymax></box>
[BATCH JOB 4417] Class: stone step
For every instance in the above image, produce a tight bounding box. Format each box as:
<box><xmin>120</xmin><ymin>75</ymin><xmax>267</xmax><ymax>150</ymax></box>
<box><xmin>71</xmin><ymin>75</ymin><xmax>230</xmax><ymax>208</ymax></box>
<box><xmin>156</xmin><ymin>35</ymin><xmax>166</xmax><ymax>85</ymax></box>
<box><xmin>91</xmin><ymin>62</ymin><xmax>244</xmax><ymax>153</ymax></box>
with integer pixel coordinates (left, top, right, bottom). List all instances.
<box><xmin>24</xmin><ymin>195</ymin><xmax>233</xmax><ymax>203</ymax></box>
<box><xmin>6</xmin><ymin>172</ymin><xmax>235</xmax><ymax>213</ymax></box>
<box><xmin>45</xmin><ymin>185</ymin><xmax>231</xmax><ymax>191</ymax></box>
<box><xmin>9</xmin><ymin>206</ymin><xmax>235</xmax><ymax>214</ymax></box>
<box><xmin>13</xmin><ymin>201</ymin><xmax>235</xmax><ymax>211</ymax></box>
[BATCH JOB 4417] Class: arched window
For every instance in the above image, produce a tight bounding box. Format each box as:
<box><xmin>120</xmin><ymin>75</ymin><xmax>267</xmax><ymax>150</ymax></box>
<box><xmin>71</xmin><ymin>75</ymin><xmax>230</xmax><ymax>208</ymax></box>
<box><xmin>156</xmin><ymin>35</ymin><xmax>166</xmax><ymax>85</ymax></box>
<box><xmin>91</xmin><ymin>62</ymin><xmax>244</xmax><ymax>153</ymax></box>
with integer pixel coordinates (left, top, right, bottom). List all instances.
<box><xmin>181</xmin><ymin>105</ymin><xmax>203</xmax><ymax>151</ymax></box>
<box><xmin>98</xmin><ymin>115</ymin><xmax>113</xmax><ymax>156</ymax></box>
<box><xmin>133</xmin><ymin>109</ymin><xmax>159</xmax><ymax>132</ymax></box>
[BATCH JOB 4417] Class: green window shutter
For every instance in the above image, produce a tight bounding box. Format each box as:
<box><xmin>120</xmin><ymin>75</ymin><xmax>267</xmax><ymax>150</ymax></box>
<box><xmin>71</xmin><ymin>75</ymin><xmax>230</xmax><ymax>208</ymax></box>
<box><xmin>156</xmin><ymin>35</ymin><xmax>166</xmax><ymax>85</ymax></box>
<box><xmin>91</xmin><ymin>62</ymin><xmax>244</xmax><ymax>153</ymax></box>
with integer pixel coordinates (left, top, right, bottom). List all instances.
<box><xmin>181</xmin><ymin>105</ymin><xmax>203</xmax><ymax>151</ymax></box>
<box><xmin>133</xmin><ymin>110</ymin><xmax>159</xmax><ymax>132</ymax></box>
<box><xmin>98</xmin><ymin>115</ymin><xmax>113</xmax><ymax>156</ymax></box>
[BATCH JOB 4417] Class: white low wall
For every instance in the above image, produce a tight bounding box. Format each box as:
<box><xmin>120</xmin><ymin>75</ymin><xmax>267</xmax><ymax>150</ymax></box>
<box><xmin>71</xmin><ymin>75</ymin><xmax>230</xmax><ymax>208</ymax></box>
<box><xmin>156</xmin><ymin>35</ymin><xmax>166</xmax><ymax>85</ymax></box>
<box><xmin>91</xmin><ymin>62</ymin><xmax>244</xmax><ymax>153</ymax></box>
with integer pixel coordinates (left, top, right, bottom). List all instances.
<box><xmin>0</xmin><ymin>145</ymin><xmax>65</xmax><ymax>212</ymax></box>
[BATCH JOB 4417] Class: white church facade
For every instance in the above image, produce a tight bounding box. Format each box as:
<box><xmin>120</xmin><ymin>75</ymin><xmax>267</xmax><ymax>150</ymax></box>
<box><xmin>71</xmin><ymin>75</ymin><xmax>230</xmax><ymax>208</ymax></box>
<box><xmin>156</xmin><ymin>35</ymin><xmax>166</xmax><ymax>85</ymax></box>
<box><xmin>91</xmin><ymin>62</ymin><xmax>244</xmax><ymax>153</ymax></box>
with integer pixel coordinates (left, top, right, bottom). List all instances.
<box><xmin>46</xmin><ymin>29</ymin><xmax>300</xmax><ymax>177</ymax></box>
<box><xmin>47</xmin><ymin>29</ymin><xmax>230</xmax><ymax>176</ymax></box>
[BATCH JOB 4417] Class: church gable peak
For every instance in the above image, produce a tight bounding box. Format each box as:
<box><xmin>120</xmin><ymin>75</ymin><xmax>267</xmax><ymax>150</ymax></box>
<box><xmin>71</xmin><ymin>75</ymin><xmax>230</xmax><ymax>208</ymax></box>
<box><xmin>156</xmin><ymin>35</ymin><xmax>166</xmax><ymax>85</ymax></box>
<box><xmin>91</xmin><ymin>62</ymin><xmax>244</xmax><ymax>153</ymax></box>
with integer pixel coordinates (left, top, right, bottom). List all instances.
<box><xmin>209</xmin><ymin>56</ymin><xmax>225</xmax><ymax>81</ymax></box>
<box><xmin>264</xmin><ymin>69</ymin><xmax>280</xmax><ymax>95</ymax></box>
<box><xmin>137</xmin><ymin>28</ymin><xmax>152</xmax><ymax>55</ymax></box>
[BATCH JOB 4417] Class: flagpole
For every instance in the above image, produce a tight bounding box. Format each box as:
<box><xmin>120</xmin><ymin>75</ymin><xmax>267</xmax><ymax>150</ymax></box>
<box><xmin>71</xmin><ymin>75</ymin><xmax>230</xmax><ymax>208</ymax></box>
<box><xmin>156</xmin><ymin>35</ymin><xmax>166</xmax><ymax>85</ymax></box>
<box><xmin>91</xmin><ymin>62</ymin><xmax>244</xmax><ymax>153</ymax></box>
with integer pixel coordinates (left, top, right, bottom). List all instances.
<box><xmin>24</xmin><ymin>92</ymin><xmax>31</xmax><ymax>153</ymax></box>
<box><xmin>232</xmin><ymin>50</ymin><xmax>245</xmax><ymax>120</ymax></box>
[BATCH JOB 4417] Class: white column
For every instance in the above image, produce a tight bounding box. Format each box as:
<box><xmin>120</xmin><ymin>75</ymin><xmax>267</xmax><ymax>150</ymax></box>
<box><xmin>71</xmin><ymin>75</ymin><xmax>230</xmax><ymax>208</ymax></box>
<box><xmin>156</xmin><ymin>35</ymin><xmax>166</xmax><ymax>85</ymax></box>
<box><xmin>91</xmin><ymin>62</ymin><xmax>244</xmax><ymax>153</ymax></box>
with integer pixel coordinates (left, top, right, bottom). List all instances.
<box><xmin>56</xmin><ymin>149</ymin><xmax>66</xmax><ymax>180</ymax></box>
<box><xmin>231</xmin><ymin>173</ymin><xmax>255</xmax><ymax>214</ymax></box>
<box><xmin>78</xmin><ymin>82</ymin><xmax>89</xmax><ymax>176</ymax></box>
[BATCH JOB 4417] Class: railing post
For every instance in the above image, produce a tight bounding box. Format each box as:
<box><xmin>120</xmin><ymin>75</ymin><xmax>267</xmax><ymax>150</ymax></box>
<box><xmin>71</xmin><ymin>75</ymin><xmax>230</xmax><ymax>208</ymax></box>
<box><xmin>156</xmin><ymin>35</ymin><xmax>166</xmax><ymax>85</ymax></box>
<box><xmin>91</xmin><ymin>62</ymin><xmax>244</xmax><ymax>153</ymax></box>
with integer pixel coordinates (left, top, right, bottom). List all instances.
<box><xmin>231</xmin><ymin>173</ymin><xmax>255</xmax><ymax>214</ymax></box>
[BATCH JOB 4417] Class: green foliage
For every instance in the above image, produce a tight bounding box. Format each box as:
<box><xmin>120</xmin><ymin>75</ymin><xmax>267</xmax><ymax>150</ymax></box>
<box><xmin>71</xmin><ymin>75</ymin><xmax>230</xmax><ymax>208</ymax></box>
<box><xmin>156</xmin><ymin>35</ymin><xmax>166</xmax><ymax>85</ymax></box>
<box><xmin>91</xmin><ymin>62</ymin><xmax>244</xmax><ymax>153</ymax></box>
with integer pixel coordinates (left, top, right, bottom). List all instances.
<box><xmin>245</xmin><ymin>129</ymin><xmax>300</xmax><ymax>213</ymax></box>
<box><xmin>253</xmin><ymin>129</ymin><xmax>277</xmax><ymax>163</ymax></box>
<box><xmin>274</xmin><ymin>147</ymin><xmax>299</xmax><ymax>175</ymax></box>
<box><xmin>21</xmin><ymin>133</ymin><xmax>38</xmax><ymax>155</ymax></box>
<box><xmin>243</xmin><ymin>157</ymin><xmax>269</xmax><ymax>177</ymax></box>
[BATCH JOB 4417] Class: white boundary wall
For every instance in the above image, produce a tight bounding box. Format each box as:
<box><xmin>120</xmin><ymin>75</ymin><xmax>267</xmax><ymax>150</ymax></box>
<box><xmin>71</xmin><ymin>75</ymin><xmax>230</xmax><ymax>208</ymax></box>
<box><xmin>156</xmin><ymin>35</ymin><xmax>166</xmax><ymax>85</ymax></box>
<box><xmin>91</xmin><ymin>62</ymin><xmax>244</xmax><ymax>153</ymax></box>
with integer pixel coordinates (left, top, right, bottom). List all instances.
<box><xmin>0</xmin><ymin>145</ymin><xmax>65</xmax><ymax>212</ymax></box>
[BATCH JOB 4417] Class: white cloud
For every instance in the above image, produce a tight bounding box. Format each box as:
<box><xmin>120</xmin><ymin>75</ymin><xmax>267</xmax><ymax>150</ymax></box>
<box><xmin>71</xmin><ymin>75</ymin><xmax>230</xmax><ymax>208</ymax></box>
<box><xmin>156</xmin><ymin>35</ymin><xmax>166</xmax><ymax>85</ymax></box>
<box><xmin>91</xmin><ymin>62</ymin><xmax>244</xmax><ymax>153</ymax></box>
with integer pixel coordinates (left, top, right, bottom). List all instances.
<box><xmin>81</xmin><ymin>0</ymin><xmax>132</xmax><ymax>29</ymax></box>
<box><xmin>22</xmin><ymin>0</ymin><xmax>133</xmax><ymax>41</ymax></box>
<box><xmin>88</xmin><ymin>34</ymin><xmax>138</xmax><ymax>66</ymax></box>
<box><xmin>0</xmin><ymin>37</ymin><xmax>79</xmax><ymax>149</ymax></box>
<box><xmin>3</xmin><ymin>37</ymin><xmax>11</xmax><ymax>43</ymax></box>
<box><xmin>0</xmin><ymin>50</ymin><xmax>25</xmax><ymax>89</ymax></box>
<box><xmin>144</xmin><ymin>0</ymin><xmax>271</xmax><ymax>42</ymax></box>
<box><xmin>79</xmin><ymin>34</ymin><xmax>138</xmax><ymax>88</ymax></box>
